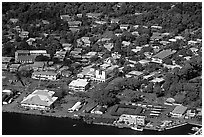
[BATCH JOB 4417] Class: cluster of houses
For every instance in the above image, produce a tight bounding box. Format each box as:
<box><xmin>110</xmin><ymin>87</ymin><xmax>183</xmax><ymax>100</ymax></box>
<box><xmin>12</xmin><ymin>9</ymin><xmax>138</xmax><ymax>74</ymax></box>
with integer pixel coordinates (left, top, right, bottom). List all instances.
<box><xmin>2</xmin><ymin>10</ymin><xmax>202</xmax><ymax>127</ymax></box>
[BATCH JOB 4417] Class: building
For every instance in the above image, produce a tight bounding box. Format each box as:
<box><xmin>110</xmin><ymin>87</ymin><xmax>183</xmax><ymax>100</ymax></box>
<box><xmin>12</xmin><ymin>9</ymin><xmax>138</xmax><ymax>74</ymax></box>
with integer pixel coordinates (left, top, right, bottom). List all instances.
<box><xmin>19</xmin><ymin>30</ymin><xmax>29</xmax><ymax>38</ymax></box>
<box><xmin>32</xmin><ymin>71</ymin><xmax>60</xmax><ymax>81</ymax></box>
<box><xmin>110</xmin><ymin>18</ymin><xmax>120</xmax><ymax>24</ymax></box>
<box><xmin>91</xmin><ymin>105</ymin><xmax>107</xmax><ymax>114</ymax></box>
<box><xmin>68</xmin><ymin>101</ymin><xmax>82</xmax><ymax>112</ymax></box>
<box><xmin>120</xmin><ymin>24</ymin><xmax>130</xmax><ymax>31</ymax></box>
<box><xmin>30</xmin><ymin>50</ymin><xmax>47</xmax><ymax>56</ymax></box>
<box><xmin>60</xmin><ymin>15</ymin><xmax>72</xmax><ymax>21</ymax></box>
<box><xmin>126</xmin><ymin>71</ymin><xmax>143</xmax><ymax>78</ymax></box>
<box><xmin>170</xmin><ymin>105</ymin><xmax>188</xmax><ymax>118</ymax></box>
<box><xmin>29</xmin><ymin>61</ymin><xmax>45</xmax><ymax>71</ymax></box>
<box><xmin>86</xmin><ymin>13</ymin><xmax>102</xmax><ymax>19</ymax></box>
<box><xmin>152</xmin><ymin>50</ymin><xmax>176</xmax><ymax>64</ymax></box>
<box><xmin>69</xmin><ymin>79</ymin><xmax>89</xmax><ymax>92</ymax></box>
<box><xmin>21</xmin><ymin>89</ymin><xmax>58</xmax><ymax>110</ymax></box>
<box><xmin>16</xmin><ymin>55</ymin><xmax>36</xmax><ymax>64</ymax></box>
<box><xmin>118</xmin><ymin>114</ymin><xmax>146</xmax><ymax>126</ymax></box>
<box><xmin>68</xmin><ymin>21</ymin><xmax>82</xmax><ymax>28</ymax></box>
<box><xmin>2</xmin><ymin>57</ymin><xmax>13</xmax><ymax>64</ymax></box>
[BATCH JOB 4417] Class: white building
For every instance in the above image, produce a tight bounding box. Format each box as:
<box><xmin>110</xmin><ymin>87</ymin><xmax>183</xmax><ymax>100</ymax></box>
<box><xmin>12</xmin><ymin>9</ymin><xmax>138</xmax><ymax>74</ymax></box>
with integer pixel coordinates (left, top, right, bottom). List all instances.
<box><xmin>32</xmin><ymin>71</ymin><xmax>60</xmax><ymax>81</ymax></box>
<box><xmin>69</xmin><ymin>79</ymin><xmax>89</xmax><ymax>92</ymax></box>
<box><xmin>21</xmin><ymin>89</ymin><xmax>58</xmax><ymax>110</ymax></box>
<box><xmin>170</xmin><ymin>105</ymin><xmax>187</xmax><ymax>118</ymax></box>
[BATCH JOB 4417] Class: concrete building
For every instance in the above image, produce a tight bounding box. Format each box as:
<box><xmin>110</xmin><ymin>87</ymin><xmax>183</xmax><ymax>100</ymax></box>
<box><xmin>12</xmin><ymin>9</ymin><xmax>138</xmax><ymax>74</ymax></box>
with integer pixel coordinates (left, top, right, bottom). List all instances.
<box><xmin>69</xmin><ymin>79</ymin><xmax>89</xmax><ymax>92</ymax></box>
<box><xmin>118</xmin><ymin>114</ymin><xmax>146</xmax><ymax>126</ymax></box>
<box><xmin>32</xmin><ymin>71</ymin><xmax>60</xmax><ymax>81</ymax></box>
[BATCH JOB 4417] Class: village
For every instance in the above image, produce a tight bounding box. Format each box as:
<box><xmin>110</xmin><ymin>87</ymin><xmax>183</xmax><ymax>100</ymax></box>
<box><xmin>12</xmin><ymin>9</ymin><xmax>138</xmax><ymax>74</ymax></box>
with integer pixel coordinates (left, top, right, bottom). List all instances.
<box><xmin>2</xmin><ymin>3</ymin><xmax>202</xmax><ymax>134</ymax></box>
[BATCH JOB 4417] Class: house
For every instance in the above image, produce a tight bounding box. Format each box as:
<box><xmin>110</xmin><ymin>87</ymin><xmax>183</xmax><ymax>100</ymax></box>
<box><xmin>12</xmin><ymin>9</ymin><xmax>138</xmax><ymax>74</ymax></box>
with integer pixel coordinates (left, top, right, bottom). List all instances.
<box><xmin>188</xmin><ymin>40</ymin><xmax>198</xmax><ymax>45</ymax></box>
<box><xmin>68</xmin><ymin>21</ymin><xmax>82</xmax><ymax>28</ymax></box>
<box><xmin>169</xmin><ymin>38</ymin><xmax>177</xmax><ymax>42</ymax></box>
<box><xmin>2</xmin><ymin>64</ymin><xmax>8</xmax><ymax>71</ymax></box>
<box><xmin>122</xmin><ymin>41</ymin><xmax>131</xmax><ymax>47</ymax></box>
<box><xmin>60</xmin><ymin>15</ymin><xmax>72</xmax><ymax>21</ymax></box>
<box><xmin>21</xmin><ymin>89</ymin><xmax>58</xmax><ymax>110</ymax></box>
<box><xmin>150</xmin><ymin>77</ymin><xmax>165</xmax><ymax>83</ymax></box>
<box><xmin>2</xmin><ymin>57</ymin><xmax>13</xmax><ymax>64</ymax></box>
<box><xmin>9</xmin><ymin>64</ymin><xmax>21</xmax><ymax>72</ymax></box>
<box><xmin>26</xmin><ymin>38</ymin><xmax>36</xmax><ymax>45</ymax></box>
<box><xmin>32</xmin><ymin>71</ymin><xmax>60</xmax><ymax>81</ymax></box>
<box><xmin>9</xmin><ymin>18</ymin><xmax>19</xmax><ymax>23</ymax></box>
<box><xmin>95</xmin><ymin>20</ymin><xmax>107</xmax><ymax>25</ymax></box>
<box><xmin>160</xmin><ymin>41</ymin><xmax>170</xmax><ymax>45</ymax></box>
<box><xmin>61</xmin><ymin>70</ymin><xmax>71</xmax><ymax>77</ymax></box>
<box><xmin>69</xmin><ymin>27</ymin><xmax>80</xmax><ymax>33</ymax></box>
<box><xmin>152</xmin><ymin>50</ymin><xmax>176</xmax><ymax>64</ymax></box>
<box><xmin>110</xmin><ymin>18</ymin><xmax>120</xmax><ymax>24</ymax></box>
<box><xmin>170</xmin><ymin>105</ymin><xmax>187</xmax><ymax>118</ymax></box>
<box><xmin>138</xmin><ymin>59</ymin><xmax>150</xmax><ymax>66</ymax></box>
<box><xmin>76</xmin><ymin>14</ymin><xmax>83</xmax><ymax>18</ymax></box>
<box><xmin>69</xmin><ymin>79</ymin><xmax>89</xmax><ymax>92</ymax></box>
<box><xmin>126</xmin><ymin>71</ymin><xmax>143</xmax><ymax>78</ymax></box>
<box><xmin>29</xmin><ymin>61</ymin><xmax>45</xmax><ymax>71</ymax></box>
<box><xmin>42</xmin><ymin>20</ymin><xmax>50</xmax><ymax>25</ymax></box>
<box><xmin>54</xmin><ymin>50</ymin><xmax>67</xmax><ymax>61</ymax></box>
<box><xmin>151</xmin><ymin>25</ymin><xmax>162</xmax><ymax>30</ymax></box>
<box><xmin>151</xmin><ymin>32</ymin><xmax>164</xmax><ymax>40</ymax></box>
<box><xmin>17</xmin><ymin>55</ymin><xmax>36</xmax><ymax>64</ymax></box>
<box><xmin>120</xmin><ymin>24</ymin><xmax>130</xmax><ymax>31</ymax></box>
<box><xmin>175</xmin><ymin>36</ymin><xmax>184</xmax><ymax>40</ymax></box>
<box><xmin>86</xmin><ymin>13</ymin><xmax>102</xmax><ymax>19</ymax></box>
<box><xmin>104</xmin><ymin>43</ymin><xmax>114</xmax><ymax>51</ymax></box>
<box><xmin>82</xmin><ymin>52</ymin><xmax>97</xmax><ymax>59</ymax></box>
<box><xmin>19</xmin><ymin>30</ymin><xmax>29</xmax><ymax>38</ymax></box>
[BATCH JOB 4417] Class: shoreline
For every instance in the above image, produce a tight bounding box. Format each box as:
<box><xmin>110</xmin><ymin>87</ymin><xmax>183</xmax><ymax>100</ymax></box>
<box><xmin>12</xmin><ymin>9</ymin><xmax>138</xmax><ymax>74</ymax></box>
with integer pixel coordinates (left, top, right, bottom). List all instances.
<box><xmin>2</xmin><ymin>108</ymin><xmax>202</xmax><ymax>132</ymax></box>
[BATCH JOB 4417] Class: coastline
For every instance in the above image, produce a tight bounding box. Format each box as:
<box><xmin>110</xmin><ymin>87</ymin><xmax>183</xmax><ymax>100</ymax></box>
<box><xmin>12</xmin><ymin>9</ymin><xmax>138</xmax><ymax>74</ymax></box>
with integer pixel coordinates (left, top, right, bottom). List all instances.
<box><xmin>3</xmin><ymin>108</ymin><xmax>201</xmax><ymax>133</ymax></box>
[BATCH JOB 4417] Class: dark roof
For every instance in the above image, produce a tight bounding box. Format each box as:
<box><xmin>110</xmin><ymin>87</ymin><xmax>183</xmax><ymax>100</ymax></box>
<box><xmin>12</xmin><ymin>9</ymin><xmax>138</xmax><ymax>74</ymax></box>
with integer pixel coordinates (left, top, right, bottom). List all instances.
<box><xmin>153</xmin><ymin>50</ymin><xmax>176</xmax><ymax>59</ymax></box>
<box><xmin>102</xmin><ymin>31</ymin><xmax>115</xmax><ymax>39</ymax></box>
<box><xmin>84</xmin><ymin>102</ymin><xmax>98</xmax><ymax>113</ymax></box>
<box><xmin>18</xmin><ymin>55</ymin><xmax>36</xmax><ymax>61</ymax></box>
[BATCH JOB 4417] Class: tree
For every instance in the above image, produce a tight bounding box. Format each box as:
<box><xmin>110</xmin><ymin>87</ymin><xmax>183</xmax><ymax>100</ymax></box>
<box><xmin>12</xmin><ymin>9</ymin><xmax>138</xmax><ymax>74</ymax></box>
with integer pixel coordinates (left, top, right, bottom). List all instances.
<box><xmin>35</xmin><ymin>54</ymin><xmax>50</xmax><ymax>61</ymax></box>
<box><xmin>144</xmin><ymin>82</ymin><xmax>154</xmax><ymax>93</ymax></box>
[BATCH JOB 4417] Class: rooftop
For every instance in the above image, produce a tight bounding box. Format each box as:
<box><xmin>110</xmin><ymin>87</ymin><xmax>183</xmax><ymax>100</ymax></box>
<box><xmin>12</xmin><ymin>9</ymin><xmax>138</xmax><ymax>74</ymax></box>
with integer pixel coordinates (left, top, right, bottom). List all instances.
<box><xmin>69</xmin><ymin>79</ymin><xmax>89</xmax><ymax>87</ymax></box>
<box><xmin>172</xmin><ymin>105</ymin><xmax>187</xmax><ymax>114</ymax></box>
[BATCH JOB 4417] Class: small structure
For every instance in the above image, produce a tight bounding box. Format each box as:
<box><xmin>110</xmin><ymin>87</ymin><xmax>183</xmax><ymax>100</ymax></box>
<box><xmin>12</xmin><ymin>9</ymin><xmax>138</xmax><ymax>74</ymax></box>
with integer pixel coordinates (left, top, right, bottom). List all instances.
<box><xmin>170</xmin><ymin>105</ymin><xmax>187</xmax><ymax>118</ymax></box>
<box><xmin>91</xmin><ymin>105</ymin><xmax>107</xmax><ymax>115</ymax></box>
<box><xmin>68</xmin><ymin>101</ymin><xmax>82</xmax><ymax>112</ymax></box>
<box><xmin>126</xmin><ymin>71</ymin><xmax>143</xmax><ymax>78</ymax></box>
<box><xmin>68</xmin><ymin>79</ymin><xmax>89</xmax><ymax>92</ymax></box>
<box><xmin>68</xmin><ymin>21</ymin><xmax>82</xmax><ymax>28</ymax></box>
<box><xmin>120</xmin><ymin>24</ymin><xmax>130</xmax><ymax>31</ymax></box>
<box><xmin>9</xmin><ymin>64</ymin><xmax>21</xmax><ymax>72</ymax></box>
<box><xmin>21</xmin><ymin>89</ymin><xmax>58</xmax><ymax>110</ymax></box>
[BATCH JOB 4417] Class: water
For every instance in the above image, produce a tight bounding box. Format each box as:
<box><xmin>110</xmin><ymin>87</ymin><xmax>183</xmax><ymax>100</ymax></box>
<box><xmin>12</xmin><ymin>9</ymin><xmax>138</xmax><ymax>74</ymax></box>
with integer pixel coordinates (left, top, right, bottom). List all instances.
<box><xmin>2</xmin><ymin>112</ymin><xmax>196</xmax><ymax>135</ymax></box>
